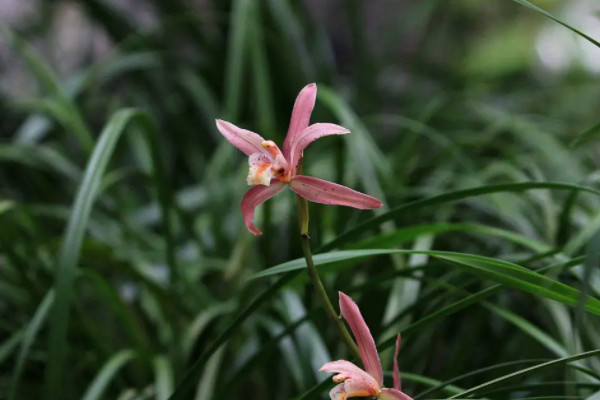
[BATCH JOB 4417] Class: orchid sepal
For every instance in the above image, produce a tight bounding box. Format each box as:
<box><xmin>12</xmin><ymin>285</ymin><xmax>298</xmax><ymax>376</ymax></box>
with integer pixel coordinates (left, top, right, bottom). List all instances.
<box><xmin>290</xmin><ymin>176</ymin><xmax>382</xmax><ymax>210</ymax></box>
<box><xmin>215</xmin><ymin>119</ymin><xmax>269</xmax><ymax>157</ymax></box>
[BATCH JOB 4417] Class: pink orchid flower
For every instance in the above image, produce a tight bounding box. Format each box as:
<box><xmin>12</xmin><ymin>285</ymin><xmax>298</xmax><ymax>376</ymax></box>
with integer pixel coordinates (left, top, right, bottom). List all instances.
<box><xmin>320</xmin><ymin>292</ymin><xmax>414</xmax><ymax>400</ymax></box>
<box><xmin>215</xmin><ymin>83</ymin><xmax>382</xmax><ymax>235</ymax></box>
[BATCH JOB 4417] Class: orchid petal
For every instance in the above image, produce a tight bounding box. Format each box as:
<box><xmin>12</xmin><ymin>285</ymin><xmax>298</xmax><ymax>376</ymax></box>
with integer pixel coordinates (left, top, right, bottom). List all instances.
<box><xmin>283</xmin><ymin>83</ymin><xmax>317</xmax><ymax>161</ymax></box>
<box><xmin>290</xmin><ymin>176</ymin><xmax>383</xmax><ymax>210</ymax></box>
<box><xmin>240</xmin><ymin>180</ymin><xmax>286</xmax><ymax>235</ymax></box>
<box><xmin>338</xmin><ymin>292</ymin><xmax>383</xmax><ymax>385</ymax></box>
<box><xmin>344</xmin><ymin>378</ymin><xmax>381</xmax><ymax>397</ymax></box>
<box><xmin>379</xmin><ymin>388</ymin><xmax>414</xmax><ymax>400</ymax></box>
<box><xmin>215</xmin><ymin>119</ymin><xmax>269</xmax><ymax>156</ymax></box>
<box><xmin>287</xmin><ymin>123</ymin><xmax>350</xmax><ymax>171</ymax></box>
<box><xmin>393</xmin><ymin>334</ymin><xmax>402</xmax><ymax>391</ymax></box>
<box><xmin>328</xmin><ymin>384</ymin><xmax>345</xmax><ymax>400</ymax></box>
<box><xmin>320</xmin><ymin>360</ymin><xmax>380</xmax><ymax>388</ymax></box>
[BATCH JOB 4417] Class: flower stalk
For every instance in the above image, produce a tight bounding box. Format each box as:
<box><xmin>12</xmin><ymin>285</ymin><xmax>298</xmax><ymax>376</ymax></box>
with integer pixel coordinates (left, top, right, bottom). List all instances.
<box><xmin>296</xmin><ymin>194</ymin><xmax>361</xmax><ymax>361</ymax></box>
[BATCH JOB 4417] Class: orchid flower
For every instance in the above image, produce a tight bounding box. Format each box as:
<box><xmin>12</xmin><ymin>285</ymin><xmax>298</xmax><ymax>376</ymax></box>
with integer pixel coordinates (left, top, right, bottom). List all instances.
<box><xmin>320</xmin><ymin>292</ymin><xmax>414</xmax><ymax>400</ymax></box>
<box><xmin>215</xmin><ymin>83</ymin><xmax>382</xmax><ymax>235</ymax></box>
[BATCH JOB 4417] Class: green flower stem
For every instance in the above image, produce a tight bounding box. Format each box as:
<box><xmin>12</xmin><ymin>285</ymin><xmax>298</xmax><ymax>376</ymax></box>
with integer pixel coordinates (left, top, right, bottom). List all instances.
<box><xmin>296</xmin><ymin>194</ymin><xmax>361</xmax><ymax>361</ymax></box>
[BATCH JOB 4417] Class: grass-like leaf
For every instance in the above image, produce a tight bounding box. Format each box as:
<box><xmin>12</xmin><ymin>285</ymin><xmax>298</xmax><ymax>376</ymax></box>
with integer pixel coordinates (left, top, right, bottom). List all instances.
<box><xmin>448</xmin><ymin>349</ymin><xmax>600</xmax><ymax>398</ymax></box>
<box><xmin>0</xmin><ymin>23</ymin><xmax>94</xmax><ymax>151</ymax></box>
<box><xmin>321</xmin><ymin>182</ymin><xmax>600</xmax><ymax>251</ymax></box>
<box><xmin>167</xmin><ymin>272</ymin><xmax>298</xmax><ymax>400</ymax></box>
<box><xmin>8</xmin><ymin>291</ymin><xmax>54</xmax><ymax>400</ymax></box>
<box><xmin>44</xmin><ymin>109</ymin><xmax>176</xmax><ymax>400</ymax></box>
<box><xmin>80</xmin><ymin>350</ymin><xmax>137</xmax><ymax>400</ymax></box>
<box><xmin>253</xmin><ymin>249</ymin><xmax>600</xmax><ymax>315</ymax></box>
<box><xmin>512</xmin><ymin>0</ymin><xmax>600</xmax><ymax>48</ymax></box>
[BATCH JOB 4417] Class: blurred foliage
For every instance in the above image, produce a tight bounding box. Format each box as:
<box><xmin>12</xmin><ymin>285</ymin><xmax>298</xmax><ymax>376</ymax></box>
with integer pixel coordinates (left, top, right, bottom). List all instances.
<box><xmin>1</xmin><ymin>0</ymin><xmax>600</xmax><ymax>399</ymax></box>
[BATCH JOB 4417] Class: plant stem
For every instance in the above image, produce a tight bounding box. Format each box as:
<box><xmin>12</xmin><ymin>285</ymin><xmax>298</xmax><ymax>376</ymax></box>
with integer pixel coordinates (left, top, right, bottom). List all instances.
<box><xmin>296</xmin><ymin>195</ymin><xmax>361</xmax><ymax>361</ymax></box>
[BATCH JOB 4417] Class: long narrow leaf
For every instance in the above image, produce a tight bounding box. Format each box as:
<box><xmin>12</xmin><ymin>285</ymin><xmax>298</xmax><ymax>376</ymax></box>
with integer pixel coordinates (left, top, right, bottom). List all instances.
<box><xmin>81</xmin><ymin>350</ymin><xmax>137</xmax><ymax>400</ymax></box>
<box><xmin>512</xmin><ymin>0</ymin><xmax>600</xmax><ymax>48</ymax></box>
<box><xmin>320</xmin><ymin>182</ymin><xmax>600</xmax><ymax>251</ymax></box>
<box><xmin>44</xmin><ymin>109</ymin><xmax>176</xmax><ymax>400</ymax></box>
<box><xmin>253</xmin><ymin>249</ymin><xmax>600</xmax><ymax>315</ymax></box>
<box><xmin>448</xmin><ymin>350</ymin><xmax>600</xmax><ymax>398</ymax></box>
<box><xmin>8</xmin><ymin>291</ymin><xmax>54</xmax><ymax>400</ymax></box>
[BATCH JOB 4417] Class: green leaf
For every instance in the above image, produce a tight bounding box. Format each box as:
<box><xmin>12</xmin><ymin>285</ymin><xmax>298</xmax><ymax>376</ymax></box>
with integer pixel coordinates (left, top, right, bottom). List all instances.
<box><xmin>223</xmin><ymin>0</ymin><xmax>252</xmax><ymax>120</ymax></box>
<box><xmin>0</xmin><ymin>330</ymin><xmax>23</xmax><ymax>367</ymax></box>
<box><xmin>414</xmin><ymin>359</ymin><xmax>548</xmax><ymax>399</ymax></box>
<box><xmin>153</xmin><ymin>356</ymin><xmax>174</xmax><ymax>400</ymax></box>
<box><xmin>318</xmin><ymin>85</ymin><xmax>391</xmax><ymax>205</ymax></box>
<box><xmin>293</xmin><ymin>378</ymin><xmax>331</xmax><ymax>400</ymax></box>
<box><xmin>436</xmin><ymin>253</ymin><xmax>599</xmax><ymax>314</ymax></box>
<box><xmin>512</xmin><ymin>0</ymin><xmax>600</xmax><ymax>49</ymax></box>
<box><xmin>352</xmin><ymin>223</ymin><xmax>550</xmax><ymax>253</ymax></box>
<box><xmin>253</xmin><ymin>249</ymin><xmax>600</xmax><ymax>315</ymax></box>
<box><xmin>484</xmin><ymin>303</ymin><xmax>567</xmax><ymax>357</ymax></box>
<box><xmin>570</xmin><ymin>121</ymin><xmax>600</xmax><ymax>148</ymax></box>
<box><xmin>252</xmin><ymin>249</ymin><xmax>400</xmax><ymax>279</ymax></box>
<box><xmin>401</xmin><ymin>372</ymin><xmax>466</xmax><ymax>396</ymax></box>
<box><xmin>448</xmin><ymin>349</ymin><xmax>600</xmax><ymax>398</ymax></box>
<box><xmin>249</xmin><ymin>0</ymin><xmax>276</xmax><ymax>139</ymax></box>
<box><xmin>0</xmin><ymin>200</ymin><xmax>15</xmax><ymax>216</ymax></box>
<box><xmin>8</xmin><ymin>291</ymin><xmax>54</xmax><ymax>400</ymax></box>
<box><xmin>81</xmin><ymin>350</ymin><xmax>137</xmax><ymax>400</ymax></box>
<box><xmin>44</xmin><ymin>109</ymin><xmax>176</xmax><ymax>400</ymax></box>
<box><xmin>167</xmin><ymin>272</ymin><xmax>298</xmax><ymax>400</ymax></box>
<box><xmin>379</xmin><ymin>257</ymin><xmax>585</xmax><ymax>350</ymax></box>
<box><xmin>320</xmin><ymin>182</ymin><xmax>600</xmax><ymax>252</ymax></box>
<box><xmin>0</xmin><ymin>143</ymin><xmax>80</xmax><ymax>181</ymax></box>
<box><xmin>0</xmin><ymin>23</ymin><xmax>94</xmax><ymax>151</ymax></box>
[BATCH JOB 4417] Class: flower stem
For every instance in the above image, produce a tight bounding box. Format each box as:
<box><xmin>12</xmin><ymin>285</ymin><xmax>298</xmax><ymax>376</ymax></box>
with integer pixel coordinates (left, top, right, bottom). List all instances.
<box><xmin>296</xmin><ymin>195</ymin><xmax>361</xmax><ymax>361</ymax></box>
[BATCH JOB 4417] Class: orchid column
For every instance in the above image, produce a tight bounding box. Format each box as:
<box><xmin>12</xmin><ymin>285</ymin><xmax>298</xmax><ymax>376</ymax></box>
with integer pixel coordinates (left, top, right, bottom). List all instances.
<box><xmin>215</xmin><ymin>83</ymin><xmax>382</xmax><ymax>360</ymax></box>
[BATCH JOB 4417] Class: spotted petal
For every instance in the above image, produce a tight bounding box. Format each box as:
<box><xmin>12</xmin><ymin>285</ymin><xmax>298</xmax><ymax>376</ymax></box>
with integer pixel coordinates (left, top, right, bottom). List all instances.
<box><xmin>283</xmin><ymin>83</ymin><xmax>317</xmax><ymax>161</ymax></box>
<box><xmin>338</xmin><ymin>292</ymin><xmax>383</xmax><ymax>385</ymax></box>
<box><xmin>379</xmin><ymin>388</ymin><xmax>414</xmax><ymax>400</ymax></box>
<box><xmin>215</xmin><ymin>119</ymin><xmax>269</xmax><ymax>156</ymax></box>
<box><xmin>289</xmin><ymin>176</ymin><xmax>383</xmax><ymax>210</ymax></box>
<box><xmin>287</xmin><ymin>123</ymin><xmax>350</xmax><ymax>172</ymax></box>
<box><xmin>240</xmin><ymin>180</ymin><xmax>286</xmax><ymax>235</ymax></box>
